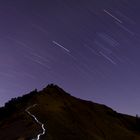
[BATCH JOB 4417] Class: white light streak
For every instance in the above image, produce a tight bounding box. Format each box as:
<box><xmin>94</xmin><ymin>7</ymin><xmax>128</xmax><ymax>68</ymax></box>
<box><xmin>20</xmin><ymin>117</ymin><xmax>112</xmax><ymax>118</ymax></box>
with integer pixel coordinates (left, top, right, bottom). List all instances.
<box><xmin>24</xmin><ymin>55</ymin><xmax>51</xmax><ymax>70</ymax></box>
<box><xmin>99</xmin><ymin>51</ymin><xmax>116</xmax><ymax>65</ymax></box>
<box><xmin>52</xmin><ymin>41</ymin><xmax>70</xmax><ymax>53</ymax></box>
<box><xmin>115</xmin><ymin>22</ymin><xmax>135</xmax><ymax>36</ymax></box>
<box><xmin>104</xmin><ymin>9</ymin><xmax>122</xmax><ymax>23</ymax></box>
<box><xmin>25</xmin><ymin>104</ymin><xmax>46</xmax><ymax>140</ymax></box>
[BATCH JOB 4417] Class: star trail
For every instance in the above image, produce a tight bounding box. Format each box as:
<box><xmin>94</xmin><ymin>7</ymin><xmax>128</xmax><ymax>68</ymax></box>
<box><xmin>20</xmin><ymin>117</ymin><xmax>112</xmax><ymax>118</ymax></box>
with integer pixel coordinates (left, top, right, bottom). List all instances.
<box><xmin>0</xmin><ymin>0</ymin><xmax>140</xmax><ymax>115</ymax></box>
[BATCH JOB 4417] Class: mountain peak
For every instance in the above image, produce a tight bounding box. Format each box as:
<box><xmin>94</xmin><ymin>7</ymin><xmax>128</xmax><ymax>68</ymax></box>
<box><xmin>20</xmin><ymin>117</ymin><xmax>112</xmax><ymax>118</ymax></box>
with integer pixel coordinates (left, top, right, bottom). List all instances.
<box><xmin>43</xmin><ymin>83</ymin><xmax>71</xmax><ymax>96</ymax></box>
<box><xmin>0</xmin><ymin>85</ymin><xmax>140</xmax><ymax>140</ymax></box>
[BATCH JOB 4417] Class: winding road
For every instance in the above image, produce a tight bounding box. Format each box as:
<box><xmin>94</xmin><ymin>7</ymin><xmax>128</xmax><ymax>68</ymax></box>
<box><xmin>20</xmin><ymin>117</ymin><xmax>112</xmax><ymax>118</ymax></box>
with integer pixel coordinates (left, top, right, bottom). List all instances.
<box><xmin>25</xmin><ymin>104</ymin><xmax>46</xmax><ymax>140</ymax></box>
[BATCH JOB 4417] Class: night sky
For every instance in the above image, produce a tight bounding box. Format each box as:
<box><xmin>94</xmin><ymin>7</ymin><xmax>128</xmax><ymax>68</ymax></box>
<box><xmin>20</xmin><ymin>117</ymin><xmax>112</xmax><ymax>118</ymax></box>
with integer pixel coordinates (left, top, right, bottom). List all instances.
<box><xmin>0</xmin><ymin>0</ymin><xmax>140</xmax><ymax>115</ymax></box>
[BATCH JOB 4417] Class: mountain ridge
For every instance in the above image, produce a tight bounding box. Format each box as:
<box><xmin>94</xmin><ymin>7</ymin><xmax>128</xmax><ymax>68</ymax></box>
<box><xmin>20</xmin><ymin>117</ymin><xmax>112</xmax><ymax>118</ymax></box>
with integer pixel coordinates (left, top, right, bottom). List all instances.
<box><xmin>0</xmin><ymin>84</ymin><xmax>140</xmax><ymax>140</ymax></box>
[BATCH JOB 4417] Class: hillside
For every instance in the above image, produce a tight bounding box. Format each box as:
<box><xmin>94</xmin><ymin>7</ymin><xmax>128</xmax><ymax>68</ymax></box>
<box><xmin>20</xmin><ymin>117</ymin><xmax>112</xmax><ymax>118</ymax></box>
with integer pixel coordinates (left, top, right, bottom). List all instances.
<box><xmin>0</xmin><ymin>84</ymin><xmax>140</xmax><ymax>140</ymax></box>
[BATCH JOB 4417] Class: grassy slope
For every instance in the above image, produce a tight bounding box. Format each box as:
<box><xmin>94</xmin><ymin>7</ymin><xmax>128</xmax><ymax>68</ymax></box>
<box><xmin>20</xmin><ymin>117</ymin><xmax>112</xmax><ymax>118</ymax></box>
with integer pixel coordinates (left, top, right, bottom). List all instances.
<box><xmin>0</xmin><ymin>84</ymin><xmax>140</xmax><ymax>140</ymax></box>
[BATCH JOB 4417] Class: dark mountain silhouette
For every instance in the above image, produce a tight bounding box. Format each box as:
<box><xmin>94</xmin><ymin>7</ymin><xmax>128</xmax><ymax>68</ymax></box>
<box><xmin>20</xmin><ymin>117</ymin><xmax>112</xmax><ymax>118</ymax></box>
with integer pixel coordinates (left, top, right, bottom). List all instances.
<box><xmin>0</xmin><ymin>84</ymin><xmax>140</xmax><ymax>140</ymax></box>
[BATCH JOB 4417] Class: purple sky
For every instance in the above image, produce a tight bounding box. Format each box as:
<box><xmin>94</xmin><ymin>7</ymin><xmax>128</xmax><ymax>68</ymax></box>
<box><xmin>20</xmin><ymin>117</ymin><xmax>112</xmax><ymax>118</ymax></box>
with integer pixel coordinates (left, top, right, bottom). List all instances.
<box><xmin>0</xmin><ymin>0</ymin><xmax>140</xmax><ymax>115</ymax></box>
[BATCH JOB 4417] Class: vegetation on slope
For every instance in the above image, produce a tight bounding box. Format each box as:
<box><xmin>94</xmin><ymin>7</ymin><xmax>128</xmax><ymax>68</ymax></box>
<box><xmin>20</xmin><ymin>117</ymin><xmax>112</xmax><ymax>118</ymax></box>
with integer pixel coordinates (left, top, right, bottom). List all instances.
<box><xmin>0</xmin><ymin>84</ymin><xmax>140</xmax><ymax>140</ymax></box>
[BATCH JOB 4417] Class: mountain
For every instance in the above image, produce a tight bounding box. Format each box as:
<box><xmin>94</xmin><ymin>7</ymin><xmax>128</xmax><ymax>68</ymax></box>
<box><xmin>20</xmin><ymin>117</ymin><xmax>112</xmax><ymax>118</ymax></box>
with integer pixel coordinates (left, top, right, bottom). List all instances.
<box><xmin>0</xmin><ymin>84</ymin><xmax>140</xmax><ymax>140</ymax></box>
